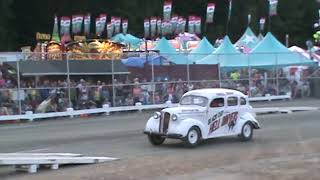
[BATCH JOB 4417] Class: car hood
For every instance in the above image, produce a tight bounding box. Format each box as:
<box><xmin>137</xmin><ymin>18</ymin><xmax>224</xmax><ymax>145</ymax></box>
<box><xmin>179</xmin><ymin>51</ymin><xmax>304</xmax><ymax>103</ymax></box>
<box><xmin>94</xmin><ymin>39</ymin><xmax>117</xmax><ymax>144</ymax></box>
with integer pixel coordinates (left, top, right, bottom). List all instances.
<box><xmin>162</xmin><ymin>106</ymin><xmax>206</xmax><ymax>115</ymax></box>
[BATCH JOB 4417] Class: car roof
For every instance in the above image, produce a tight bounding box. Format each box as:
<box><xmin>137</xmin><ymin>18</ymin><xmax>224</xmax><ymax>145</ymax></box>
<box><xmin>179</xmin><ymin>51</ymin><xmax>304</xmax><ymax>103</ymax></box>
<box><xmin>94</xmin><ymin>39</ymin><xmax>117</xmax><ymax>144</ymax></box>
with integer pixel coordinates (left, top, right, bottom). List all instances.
<box><xmin>183</xmin><ymin>88</ymin><xmax>246</xmax><ymax>98</ymax></box>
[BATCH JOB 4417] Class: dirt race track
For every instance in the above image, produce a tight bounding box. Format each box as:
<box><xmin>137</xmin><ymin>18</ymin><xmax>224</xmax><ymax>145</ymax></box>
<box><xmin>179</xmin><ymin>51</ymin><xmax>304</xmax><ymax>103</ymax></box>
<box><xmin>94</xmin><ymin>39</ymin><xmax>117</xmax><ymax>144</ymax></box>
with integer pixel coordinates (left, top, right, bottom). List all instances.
<box><xmin>0</xmin><ymin>99</ymin><xmax>320</xmax><ymax>180</ymax></box>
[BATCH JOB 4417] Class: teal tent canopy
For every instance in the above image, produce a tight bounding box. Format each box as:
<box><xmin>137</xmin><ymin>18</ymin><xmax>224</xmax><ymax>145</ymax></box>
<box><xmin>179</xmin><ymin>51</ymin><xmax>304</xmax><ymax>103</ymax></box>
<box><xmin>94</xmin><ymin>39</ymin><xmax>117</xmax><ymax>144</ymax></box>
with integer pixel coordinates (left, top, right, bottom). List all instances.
<box><xmin>235</xmin><ymin>27</ymin><xmax>260</xmax><ymax>53</ymax></box>
<box><xmin>188</xmin><ymin>37</ymin><xmax>215</xmax><ymax>63</ymax></box>
<box><xmin>249</xmin><ymin>32</ymin><xmax>315</xmax><ymax>67</ymax></box>
<box><xmin>111</xmin><ymin>33</ymin><xmax>142</xmax><ymax>49</ymax></box>
<box><xmin>154</xmin><ymin>37</ymin><xmax>188</xmax><ymax>64</ymax></box>
<box><xmin>197</xmin><ymin>36</ymin><xmax>248</xmax><ymax>67</ymax></box>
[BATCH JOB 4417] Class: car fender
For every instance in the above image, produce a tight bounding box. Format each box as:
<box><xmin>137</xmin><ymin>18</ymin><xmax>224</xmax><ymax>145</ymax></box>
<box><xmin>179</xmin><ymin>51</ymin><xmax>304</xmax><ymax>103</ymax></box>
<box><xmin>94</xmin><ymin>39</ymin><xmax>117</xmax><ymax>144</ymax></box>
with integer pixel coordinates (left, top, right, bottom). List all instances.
<box><xmin>144</xmin><ymin>117</ymin><xmax>160</xmax><ymax>133</ymax></box>
<box><xmin>239</xmin><ymin>112</ymin><xmax>260</xmax><ymax>129</ymax></box>
<box><xmin>173</xmin><ymin>118</ymin><xmax>206</xmax><ymax>138</ymax></box>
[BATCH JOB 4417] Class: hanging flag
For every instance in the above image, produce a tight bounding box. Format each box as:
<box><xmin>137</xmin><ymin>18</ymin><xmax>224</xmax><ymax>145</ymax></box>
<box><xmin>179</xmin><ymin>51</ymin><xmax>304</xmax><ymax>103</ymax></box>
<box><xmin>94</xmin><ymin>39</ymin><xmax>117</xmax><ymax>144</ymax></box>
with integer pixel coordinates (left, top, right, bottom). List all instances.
<box><xmin>161</xmin><ymin>21</ymin><xmax>166</xmax><ymax>36</ymax></box>
<box><xmin>228</xmin><ymin>0</ymin><xmax>233</xmax><ymax>21</ymax></box>
<box><xmin>188</xmin><ymin>16</ymin><xmax>196</xmax><ymax>34</ymax></box>
<box><xmin>95</xmin><ymin>17</ymin><xmax>102</xmax><ymax>36</ymax></box>
<box><xmin>72</xmin><ymin>15</ymin><xmax>84</xmax><ymax>35</ymax></box>
<box><xmin>248</xmin><ymin>14</ymin><xmax>252</xmax><ymax>25</ymax></box>
<box><xmin>166</xmin><ymin>21</ymin><xmax>173</xmax><ymax>35</ymax></box>
<box><xmin>51</xmin><ymin>15</ymin><xmax>60</xmax><ymax>42</ymax></box>
<box><xmin>177</xmin><ymin>16</ymin><xmax>183</xmax><ymax>34</ymax></box>
<box><xmin>122</xmin><ymin>19</ymin><xmax>128</xmax><ymax>34</ymax></box>
<box><xmin>206</xmin><ymin>3</ymin><xmax>215</xmax><ymax>23</ymax></box>
<box><xmin>181</xmin><ymin>17</ymin><xmax>186</xmax><ymax>33</ymax></box>
<box><xmin>163</xmin><ymin>1</ymin><xmax>172</xmax><ymax>21</ymax></box>
<box><xmin>144</xmin><ymin>18</ymin><xmax>150</xmax><ymax>38</ymax></box>
<box><xmin>114</xmin><ymin>17</ymin><xmax>121</xmax><ymax>34</ymax></box>
<box><xmin>60</xmin><ymin>16</ymin><xmax>71</xmax><ymax>35</ymax></box>
<box><xmin>259</xmin><ymin>17</ymin><xmax>266</xmax><ymax>31</ymax></box>
<box><xmin>195</xmin><ymin>17</ymin><xmax>202</xmax><ymax>35</ymax></box>
<box><xmin>150</xmin><ymin>17</ymin><xmax>157</xmax><ymax>38</ymax></box>
<box><xmin>84</xmin><ymin>14</ymin><xmax>91</xmax><ymax>35</ymax></box>
<box><xmin>99</xmin><ymin>14</ymin><xmax>107</xmax><ymax>35</ymax></box>
<box><xmin>111</xmin><ymin>16</ymin><xmax>116</xmax><ymax>34</ymax></box>
<box><xmin>157</xmin><ymin>18</ymin><xmax>162</xmax><ymax>36</ymax></box>
<box><xmin>269</xmin><ymin>0</ymin><xmax>278</xmax><ymax>16</ymax></box>
<box><xmin>60</xmin><ymin>16</ymin><xmax>72</xmax><ymax>44</ymax></box>
<box><xmin>171</xmin><ymin>14</ymin><xmax>178</xmax><ymax>34</ymax></box>
<box><xmin>107</xmin><ymin>23</ymin><xmax>113</xmax><ymax>39</ymax></box>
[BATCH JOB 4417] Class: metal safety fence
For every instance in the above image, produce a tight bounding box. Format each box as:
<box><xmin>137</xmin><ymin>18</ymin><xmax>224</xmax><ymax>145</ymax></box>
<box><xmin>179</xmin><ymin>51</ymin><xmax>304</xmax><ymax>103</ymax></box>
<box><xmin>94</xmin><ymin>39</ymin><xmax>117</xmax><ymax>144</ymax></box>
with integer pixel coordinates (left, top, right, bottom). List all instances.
<box><xmin>0</xmin><ymin>51</ymin><xmax>319</xmax><ymax>117</ymax></box>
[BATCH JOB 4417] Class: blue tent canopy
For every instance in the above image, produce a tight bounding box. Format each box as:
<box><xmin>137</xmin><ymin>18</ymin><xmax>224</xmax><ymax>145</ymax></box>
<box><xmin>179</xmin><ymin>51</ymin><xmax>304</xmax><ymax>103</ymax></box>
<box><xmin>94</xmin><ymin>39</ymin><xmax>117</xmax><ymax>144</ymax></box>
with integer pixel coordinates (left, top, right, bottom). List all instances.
<box><xmin>121</xmin><ymin>55</ymin><xmax>169</xmax><ymax>68</ymax></box>
<box><xmin>154</xmin><ymin>37</ymin><xmax>188</xmax><ymax>64</ymax></box>
<box><xmin>196</xmin><ymin>36</ymin><xmax>248</xmax><ymax>67</ymax></box>
<box><xmin>121</xmin><ymin>57</ymin><xmax>145</xmax><ymax>68</ymax></box>
<box><xmin>249</xmin><ymin>32</ymin><xmax>315</xmax><ymax>67</ymax></box>
<box><xmin>111</xmin><ymin>33</ymin><xmax>142</xmax><ymax>49</ymax></box>
<box><xmin>235</xmin><ymin>27</ymin><xmax>260</xmax><ymax>53</ymax></box>
<box><xmin>188</xmin><ymin>37</ymin><xmax>215</xmax><ymax>63</ymax></box>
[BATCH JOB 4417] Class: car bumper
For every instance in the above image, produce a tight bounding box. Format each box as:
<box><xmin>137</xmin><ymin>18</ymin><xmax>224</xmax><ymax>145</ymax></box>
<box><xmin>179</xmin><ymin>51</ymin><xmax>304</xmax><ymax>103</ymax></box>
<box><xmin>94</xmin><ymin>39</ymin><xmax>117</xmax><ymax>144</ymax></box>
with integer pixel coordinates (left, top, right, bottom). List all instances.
<box><xmin>143</xmin><ymin>131</ymin><xmax>184</xmax><ymax>139</ymax></box>
<box><xmin>252</xmin><ymin>121</ymin><xmax>261</xmax><ymax>129</ymax></box>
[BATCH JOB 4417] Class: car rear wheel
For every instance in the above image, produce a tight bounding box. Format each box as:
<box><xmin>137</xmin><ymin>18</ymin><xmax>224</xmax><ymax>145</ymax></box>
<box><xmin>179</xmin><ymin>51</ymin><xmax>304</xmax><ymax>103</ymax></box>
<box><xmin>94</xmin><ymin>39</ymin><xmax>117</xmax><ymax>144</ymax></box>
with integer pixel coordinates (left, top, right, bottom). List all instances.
<box><xmin>184</xmin><ymin>127</ymin><xmax>200</xmax><ymax>148</ymax></box>
<box><xmin>239</xmin><ymin>122</ymin><xmax>253</xmax><ymax>141</ymax></box>
<box><xmin>148</xmin><ymin>135</ymin><xmax>165</xmax><ymax>145</ymax></box>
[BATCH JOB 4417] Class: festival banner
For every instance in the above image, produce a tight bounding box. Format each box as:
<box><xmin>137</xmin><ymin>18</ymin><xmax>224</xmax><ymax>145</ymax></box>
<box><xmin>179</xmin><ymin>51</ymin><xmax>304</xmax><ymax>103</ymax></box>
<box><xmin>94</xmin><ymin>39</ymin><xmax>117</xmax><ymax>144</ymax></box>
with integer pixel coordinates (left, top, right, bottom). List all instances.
<box><xmin>150</xmin><ymin>17</ymin><xmax>157</xmax><ymax>38</ymax></box>
<box><xmin>269</xmin><ymin>0</ymin><xmax>278</xmax><ymax>16</ymax></box>
<box><xmin>166</xmin><ymin>21</ymin><xmax>173</xmax><ymax>35</ymax></box>
<box><xmin>195</xmin><ymin>17</ymin><xmax>202</xmax><ymax>35</ymax></box>
<box><xmin>107</xmin><ymin>23</ymin><xmax>113</xmax><ymax>39</ymax></box>
<box><xmin>228</xmin><ymin>0</ymin><xmax>233</xmax><ymax>22</ymax></box>
<box><xmin>163</xmin><ymin>1</ymin><xmax>172</xmax><ymax>21</ymax></box>
<box><xmin>259</xmin><ymin>17</ymin><xmax>266</xmax><ymax>31</ymax></box>
<box><xmin>84</xmin><ymin>14</ymin><xmax>91</xmax><ymax>35</ymax></box>
<box><xmin>72</xmin><ymin>15</ymin><xmax>84</xmax><ymax>35</ymax></box>
<box><xmin>122</xmin><ymin>19</ymin><xmax>128</xmax><ymax>34</ymax></box>
<box><xmin>188</xmin><ymin>16</ymin><xmax>196</xmax><ymax>34</ymax></box>
<box><xmin>161</xmin><ymin>21</ymin><xmax>170</xmax><ymax>36</ymax></box>
<box><xmin>181</xmin><ymin>17</ymin><xmax>186</xmax><ymax>33</ymax></box>
<box><xmin>52</xmin><ymin>15</ymin><xmax>60</xmax><ymax>42</ymax></box>
<box><xmin>111</xmin><ymin>16</ymin><xmax>116</xmax><ymax>31</ymax></box>
<box><xmin>157</xmin><ymin>18</ymin><xmax>162</xmax><ymax>36</ymax></box>
<box><xmin>171</xmin><ymin>14</ymin><xmax>178</xmax><ymax>34</ymax></box>
<box><xmin>60</xmin><ymin>16</ymin><xmax>71</xmax><ymax>35</ymax></box>
<box><xmin>144</xmin><ymin>18</ymin><xmax>150</xmax><ymax>38</ymax></box>
<box><xmin>177</xmin><ymin>16</ymin><xmax>183</xmax><ymax>34</ymax></box>
<box><xmin>206</xmin><ymin>3</ymin><xmax>215</xmax><ymax>23</ymax></box>
<box><xmin>115</xmin><ymin>17</ymin><xmax>121</xmax><ymax>34</ymax></box>
<box><xmin>99</xmin><ymin>14</ymin><xmax>107</xmax><ymax>34</ymax></box>
<box><xmin>95</xmin><ymin>17</ymin><xmax>102</xmax><ymax>36</ymax></box>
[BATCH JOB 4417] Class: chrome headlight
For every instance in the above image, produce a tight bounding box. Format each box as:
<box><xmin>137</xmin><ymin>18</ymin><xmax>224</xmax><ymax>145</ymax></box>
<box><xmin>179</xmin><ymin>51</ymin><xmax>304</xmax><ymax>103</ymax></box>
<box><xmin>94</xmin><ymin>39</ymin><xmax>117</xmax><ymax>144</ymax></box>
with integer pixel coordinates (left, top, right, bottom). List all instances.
<box><xmin>171</xmin><ymin>114</ymin><xmax>178</xmax><ymax>121</ymax></box>
<box><xmin>153</xmin><ymin>112</ymin><xmax>161</xmax><ymax>119</ymax></box>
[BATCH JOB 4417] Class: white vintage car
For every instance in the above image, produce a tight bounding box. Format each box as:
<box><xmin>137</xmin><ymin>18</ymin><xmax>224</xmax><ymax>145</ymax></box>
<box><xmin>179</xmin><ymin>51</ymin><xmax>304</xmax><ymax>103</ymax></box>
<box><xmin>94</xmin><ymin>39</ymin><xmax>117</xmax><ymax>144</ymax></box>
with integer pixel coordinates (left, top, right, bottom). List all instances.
<box><xmin>144</xmin><ymin>88</ymin><xmax>260</xmax><ymax>147</ymax></box>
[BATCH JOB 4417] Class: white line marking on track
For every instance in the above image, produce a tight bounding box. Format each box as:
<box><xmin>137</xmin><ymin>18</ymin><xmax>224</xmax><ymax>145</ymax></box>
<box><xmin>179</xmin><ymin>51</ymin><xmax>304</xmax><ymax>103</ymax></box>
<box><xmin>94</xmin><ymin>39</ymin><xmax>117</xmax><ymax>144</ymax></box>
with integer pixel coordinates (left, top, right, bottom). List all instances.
<box><xmin>14</xmin><ymin>148</ymin><xmax>51</xmax><ymax>153</ymax></box>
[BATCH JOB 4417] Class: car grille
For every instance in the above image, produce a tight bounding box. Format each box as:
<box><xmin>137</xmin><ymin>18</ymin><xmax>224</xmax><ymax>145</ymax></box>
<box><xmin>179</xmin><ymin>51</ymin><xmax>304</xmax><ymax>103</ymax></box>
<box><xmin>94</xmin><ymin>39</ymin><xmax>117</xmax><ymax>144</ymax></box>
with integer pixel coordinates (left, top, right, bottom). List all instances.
<box><xmin>159</xmin><ymin>112</ymin><xmax>170</xmax><ymax>133</ymax></box>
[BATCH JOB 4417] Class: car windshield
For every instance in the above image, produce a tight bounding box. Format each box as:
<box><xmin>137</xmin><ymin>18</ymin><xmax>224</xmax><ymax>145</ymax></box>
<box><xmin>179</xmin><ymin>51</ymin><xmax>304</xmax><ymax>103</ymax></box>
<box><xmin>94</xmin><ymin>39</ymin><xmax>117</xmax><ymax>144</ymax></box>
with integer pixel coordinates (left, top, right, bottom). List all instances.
<box><xmin>180</xmin><ymin>95</ymin><xmax>208</xmax><ymax>107</ymax></box>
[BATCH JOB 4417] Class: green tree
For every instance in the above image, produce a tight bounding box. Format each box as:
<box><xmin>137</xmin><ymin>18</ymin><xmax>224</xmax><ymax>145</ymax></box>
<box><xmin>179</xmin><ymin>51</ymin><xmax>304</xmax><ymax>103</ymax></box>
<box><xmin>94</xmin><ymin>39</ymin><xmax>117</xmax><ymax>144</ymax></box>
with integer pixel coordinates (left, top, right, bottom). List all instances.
<box><xmin>0</xmin><ymin>0</ymin><xmax>16</xmax><ymax>51</ymax></box>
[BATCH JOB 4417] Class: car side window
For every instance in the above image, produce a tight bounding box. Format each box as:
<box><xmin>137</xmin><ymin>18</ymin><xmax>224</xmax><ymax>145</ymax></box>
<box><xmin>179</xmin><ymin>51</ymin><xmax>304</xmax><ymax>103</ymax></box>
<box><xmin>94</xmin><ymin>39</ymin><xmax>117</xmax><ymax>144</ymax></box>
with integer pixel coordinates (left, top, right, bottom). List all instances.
<box><xmin>227</xmin><ymin>97</ymin><xmax>238</xmax><ymax>106</ymax></box>
<box><xmin>210</xmin><ymin>98</ymin><xmax>225</xmax><ymax>108</ymax></box>
<box><xmin>240</xmin><ymin>97</ymin><xmax>247</xmax><ymax>105</ymax></box>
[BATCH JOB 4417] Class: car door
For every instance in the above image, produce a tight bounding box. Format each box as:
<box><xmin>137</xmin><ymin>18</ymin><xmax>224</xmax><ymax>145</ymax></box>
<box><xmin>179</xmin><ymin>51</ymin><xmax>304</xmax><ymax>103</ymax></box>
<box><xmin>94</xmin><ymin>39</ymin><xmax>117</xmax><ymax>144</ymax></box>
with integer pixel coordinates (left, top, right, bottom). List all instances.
<box><xmin>219</xmin><ymin>96</ymin><xmax>240</xmax><ymax>135</ymax></box>
<box><xmin>206</xmin><ymin>96</ymin><xmax>226</xmax><ymax>138</ymax></box>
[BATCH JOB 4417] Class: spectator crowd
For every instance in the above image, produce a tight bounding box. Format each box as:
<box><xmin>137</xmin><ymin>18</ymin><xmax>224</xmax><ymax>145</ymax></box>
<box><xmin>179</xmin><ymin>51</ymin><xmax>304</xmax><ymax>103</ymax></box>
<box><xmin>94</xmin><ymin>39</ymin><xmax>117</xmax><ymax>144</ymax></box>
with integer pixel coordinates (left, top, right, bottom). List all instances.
<box><xmin>0</xmin><ymin>63</ymin><xmax>317</xmax><ymax>116</ymax></box>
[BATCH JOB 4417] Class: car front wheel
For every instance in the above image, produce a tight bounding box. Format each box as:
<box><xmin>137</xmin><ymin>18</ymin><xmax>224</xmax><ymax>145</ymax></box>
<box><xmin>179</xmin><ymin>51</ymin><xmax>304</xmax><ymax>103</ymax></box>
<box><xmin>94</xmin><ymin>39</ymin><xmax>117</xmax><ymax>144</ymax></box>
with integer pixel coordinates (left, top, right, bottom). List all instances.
<box><xmin>239</xmin><ymin>122</ymin><xmax>253</xmax><ymax>141</ymax></box>
<box><xmin>148</xmin><ymin>135</ymin><xmax>165</xmax><ymax>145</ymax></box>
<box><xmin>184</xmin><ymin>127</ymin><xmax>200</xmax><ymax>148</ymax></box>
